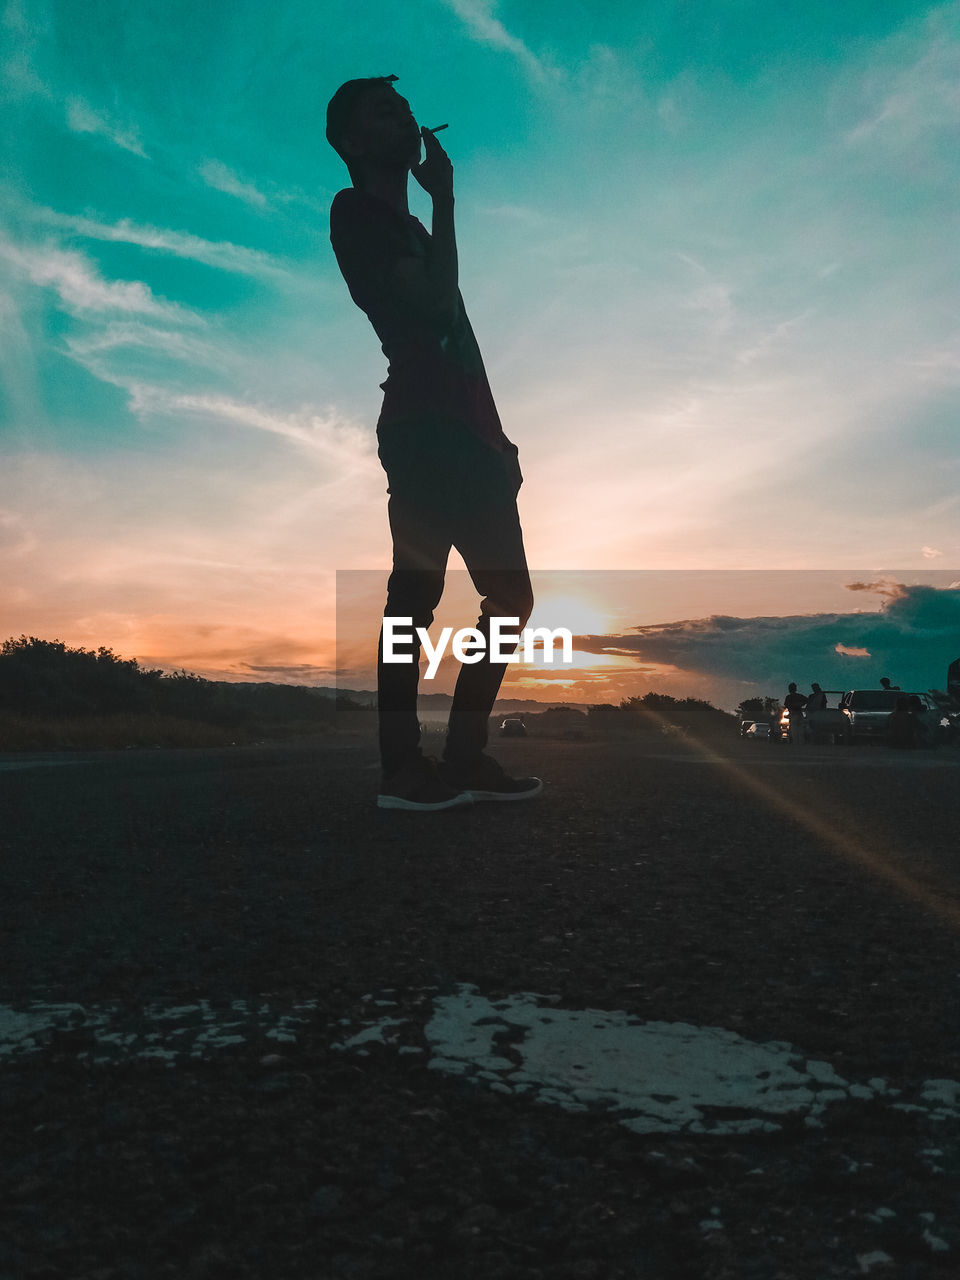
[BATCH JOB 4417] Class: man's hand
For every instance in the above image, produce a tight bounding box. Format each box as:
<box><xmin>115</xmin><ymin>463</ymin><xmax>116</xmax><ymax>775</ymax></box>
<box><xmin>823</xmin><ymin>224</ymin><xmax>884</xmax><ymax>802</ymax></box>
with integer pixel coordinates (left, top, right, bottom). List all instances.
<box><xmin>412</xmin><ymin>126</ymin><xmax>454</xmax><ymax>201</ymax></box>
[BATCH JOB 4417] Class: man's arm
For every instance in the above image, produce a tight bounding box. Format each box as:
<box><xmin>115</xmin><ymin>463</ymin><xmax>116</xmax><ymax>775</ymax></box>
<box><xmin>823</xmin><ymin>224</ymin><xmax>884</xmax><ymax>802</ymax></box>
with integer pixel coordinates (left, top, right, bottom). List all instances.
<box><xmin>387</xmin><ymin>128</ymin><xmax>459</xmax><ymax>324</ymax></box>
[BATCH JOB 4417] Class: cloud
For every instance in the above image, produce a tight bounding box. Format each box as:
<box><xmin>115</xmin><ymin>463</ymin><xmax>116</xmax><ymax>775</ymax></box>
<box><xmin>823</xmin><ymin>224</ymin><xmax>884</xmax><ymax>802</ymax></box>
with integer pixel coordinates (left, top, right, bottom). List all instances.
<box><xmin>440</xmin><ymin>0</ymin><xmax>553</xmax><ymax>82</ymax></box>
<box><xmin>923</xmin><ymin>545</ymin><xmax>943</xmax><ymax>559</ymax></box>
<box><xmin>737</xmin><ymin>310</ymin><xmax>815</xmax><ymax>367</ymax></box>
<box><xmin>0</xmin><ymin>286</ymin><xmax>42</xmax><ymax>427</ymax></box>
<box><xmin>35</xmin><ymin>208</ymin><xmax>287</xmax><ymax>279</ymax></box>
<box><xmin>65</xmin><ymin>321</ymin><xmax>224</xmax><ymax>365</ymax></box>
<box><xmin>126</xmin><ymin>387</ymin><xmax>376</xmax><ymax>470</ymax></box>
<box><xmin>239</xmin><ymin>663</ymin><xmax>338</xmax><ymax>683</ymax></box>
<box><xmin>675</xmin><ymin>254</ymin><xmax>736</xmax><ymax>337</ymax></box>
<box><xmin>199</xmin><ymin>160</ymin><xmax>268</xmax><ymax>208</ymax></box>
<box><xmin>0</xmin><ymin>236</ymin><xmax>195</xmax><ymax>320</ymax></box>
<box><xmin>842</xmin><ymin>7</ymin><xmax>960</xmax><ymax>149</ymax></box>
<box><xmin>1</xmin><ymin>0</ymin><xmax>50</xmax><ymax>100</ymax></box>
<box><xmin>66</xmin><ymin>97</ymin><xmax>147</xmax><ymax>157</ymax></box>
<box><xmin>480</xmin><ymin>203</ymin><xmax>551</xmax><ymax>227</ymax></box>
<box><xmin>129</xmin><ymin>625</ymin><xmax>338</xmax><ymax>683</ymax></box>
<box><xmin>0</xmin><ymin>508</ymin><xmax>36</xmax><ymax>555</ymax></box>
<box><xmin>572</xmin><ymin>584</ymin><xmax>960</xmax><ymax>694</ymax></box>
<box><xmin>905</xmin><ymin>346</ymin><xmax>960</xmax><ymax>384</ymax></box>
<box><xmin>846</xmin><ymin>580</ymin><xmax>906</xmax><ymax>600</ymax></box>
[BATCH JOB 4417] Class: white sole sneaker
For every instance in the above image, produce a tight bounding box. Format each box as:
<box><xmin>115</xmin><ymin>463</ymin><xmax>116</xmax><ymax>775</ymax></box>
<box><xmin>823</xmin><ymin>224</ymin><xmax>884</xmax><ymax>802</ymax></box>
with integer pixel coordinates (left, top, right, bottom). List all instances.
<box><xmin>377</xmin><ymin>791</ymin><xmax>474</xmax><ymax>811</ymax></box>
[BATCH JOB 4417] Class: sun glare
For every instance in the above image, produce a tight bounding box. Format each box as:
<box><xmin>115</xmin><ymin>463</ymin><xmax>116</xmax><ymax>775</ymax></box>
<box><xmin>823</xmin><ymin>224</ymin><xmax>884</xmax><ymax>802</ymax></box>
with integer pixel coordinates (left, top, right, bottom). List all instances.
<box><xmin>527</xmin><ymin>593</ymin><xmax>611</xmax><ymax>638</ymax></box>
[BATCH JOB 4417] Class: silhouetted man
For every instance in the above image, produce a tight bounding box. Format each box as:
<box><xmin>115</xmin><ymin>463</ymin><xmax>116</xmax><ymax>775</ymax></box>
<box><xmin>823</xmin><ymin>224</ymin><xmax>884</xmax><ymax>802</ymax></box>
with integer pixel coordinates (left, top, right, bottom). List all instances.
<box><xmin>807</xmin><ymin>682</ymin><xmax>827</xmax><ymax>712</ymax></box>
<box><xmin>804</xmin><ymin>681</ymin><xmax>827</xmax><ymax>743</ymax></box>
<box><xmin>326</xmin><ymin>75</ymin><xmax>541</xmax><ymax>810</ymax></box>
<box><xmin>783</xmin><ymin>682</ymin><xmax>807</xmax><ymax>744</ymax></box>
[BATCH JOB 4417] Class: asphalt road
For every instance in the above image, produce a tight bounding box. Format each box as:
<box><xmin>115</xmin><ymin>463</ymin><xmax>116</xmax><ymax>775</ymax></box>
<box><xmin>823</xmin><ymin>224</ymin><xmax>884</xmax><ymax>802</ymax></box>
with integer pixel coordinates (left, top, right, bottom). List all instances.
<box><xmin>2</xmin><ymin>733</ymin><xmax>960</xmax><ymax>1279</ymax></box>
<box><xmin>4</xmin><ymin>731</ymin><xmax>960</xmax><ymax>1063</ymax></box>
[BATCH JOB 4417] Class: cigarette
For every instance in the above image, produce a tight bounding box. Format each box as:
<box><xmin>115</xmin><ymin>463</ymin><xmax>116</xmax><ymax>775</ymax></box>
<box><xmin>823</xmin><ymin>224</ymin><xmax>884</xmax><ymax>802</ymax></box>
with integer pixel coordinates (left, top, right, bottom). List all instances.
<box><xmin>425</xmin><ymin>123</ymin><xmax>449</xmax><ymax>134</ymax></box>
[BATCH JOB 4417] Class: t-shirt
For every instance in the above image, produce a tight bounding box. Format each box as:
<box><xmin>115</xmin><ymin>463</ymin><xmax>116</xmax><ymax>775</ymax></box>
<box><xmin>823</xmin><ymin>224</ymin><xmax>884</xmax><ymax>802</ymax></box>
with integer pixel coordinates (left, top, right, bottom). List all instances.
<box><xmin>784</xmin><ymin>692</ymin><xmax>807</xmax><ymax>716</ymax></box>
<box><xmin>329</xmin><ymin>187</ymin><xmax>510</xmax><ymax>451</ymax></box>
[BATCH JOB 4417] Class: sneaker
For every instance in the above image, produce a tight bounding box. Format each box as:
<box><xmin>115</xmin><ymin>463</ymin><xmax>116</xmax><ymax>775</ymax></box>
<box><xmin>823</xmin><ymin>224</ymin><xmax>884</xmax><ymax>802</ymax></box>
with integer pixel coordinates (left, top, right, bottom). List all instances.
<box><xmin>377</xmin><ymin>755</ymin><xmax>474</xmax><ymax>811</ymax></box>
<box><xmin>440</xmin><ymin>753</ymin><xmax>543</xmax><ymax>802</ymax></box>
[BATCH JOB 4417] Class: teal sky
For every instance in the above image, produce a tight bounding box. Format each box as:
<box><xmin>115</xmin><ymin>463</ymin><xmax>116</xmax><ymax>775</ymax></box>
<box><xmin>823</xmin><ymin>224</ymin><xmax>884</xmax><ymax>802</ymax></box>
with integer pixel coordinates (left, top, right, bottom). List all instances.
<box><xmin>1</xmin><ymin>0</ymin><xmax>958</xmax><ymax>690</ymax></box>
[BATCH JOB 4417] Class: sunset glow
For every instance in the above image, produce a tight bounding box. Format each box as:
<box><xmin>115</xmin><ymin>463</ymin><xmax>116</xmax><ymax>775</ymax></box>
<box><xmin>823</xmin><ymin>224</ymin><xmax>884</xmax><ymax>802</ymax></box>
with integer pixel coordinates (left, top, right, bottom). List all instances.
<box><xmin>526</xmin><ymin>593</ymin><xmax>612</xmax><ymax>640</ymax></box>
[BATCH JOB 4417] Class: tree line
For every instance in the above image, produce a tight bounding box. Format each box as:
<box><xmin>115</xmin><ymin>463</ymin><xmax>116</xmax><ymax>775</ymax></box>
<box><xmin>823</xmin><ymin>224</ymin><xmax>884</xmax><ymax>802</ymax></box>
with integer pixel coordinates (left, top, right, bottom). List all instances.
<box><xmin>0</xmin><ymin>636</ymin><xmax>367</xmax><ymax>732</ymax></box>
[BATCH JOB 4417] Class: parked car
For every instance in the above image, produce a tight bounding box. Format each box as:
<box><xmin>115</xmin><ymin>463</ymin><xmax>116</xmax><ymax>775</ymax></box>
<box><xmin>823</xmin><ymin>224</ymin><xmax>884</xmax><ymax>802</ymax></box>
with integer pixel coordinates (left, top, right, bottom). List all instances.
<box><xmin>499</xmin><ymin>716</ymin><xmax>527</xmax><ymax>738</ymax></box>
<box><xmin>743</xmin><ymin>721</ymin><xmax>771</xmax><ymax>740</ymax></box>
<box><xmin>840</xmin><ymin>690</ymin><xmax>942</xmax><ymax>744</ymax></box>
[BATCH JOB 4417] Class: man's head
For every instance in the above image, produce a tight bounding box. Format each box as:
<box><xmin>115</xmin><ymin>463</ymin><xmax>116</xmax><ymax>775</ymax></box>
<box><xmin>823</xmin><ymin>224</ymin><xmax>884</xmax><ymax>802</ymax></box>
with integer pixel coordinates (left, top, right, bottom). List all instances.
<box><xmin>788</xmin><ymin>682</ymin><xmax>797</xmax><ymax>693</ymax></box>
<box><xmin>326</xmin><ymin>75</ymin><xmax>421</xmax><ymax>186</ymax></box>
<box><xmin>880</xmin><ymin>676</ymin><xmax>891</xmax><ymax>689</ymax></box>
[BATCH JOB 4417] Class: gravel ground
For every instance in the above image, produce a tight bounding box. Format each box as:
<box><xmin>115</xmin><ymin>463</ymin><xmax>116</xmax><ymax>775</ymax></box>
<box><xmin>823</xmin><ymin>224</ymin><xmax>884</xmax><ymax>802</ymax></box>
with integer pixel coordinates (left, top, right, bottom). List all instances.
<box><xmin>2</xmin><ymin>732</ymin><xmax>959</xmax><ymax>1279</ymax></box>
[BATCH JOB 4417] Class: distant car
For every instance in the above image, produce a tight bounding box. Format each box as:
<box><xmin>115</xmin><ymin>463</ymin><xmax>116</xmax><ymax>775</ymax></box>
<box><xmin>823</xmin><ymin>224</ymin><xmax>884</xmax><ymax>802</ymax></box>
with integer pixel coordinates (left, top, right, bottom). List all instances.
<box><xmin>499</xmin><ymin>716</ymin><xmax>527</xmax><ymax>738</ymax></box>
<box><xmin>841</xmin><ymin>690</ymin><xmax>942</xmax><ymax>744</ymax></box>
<box><xmin>805</xmin><ymin>690</ymin><xmax>849</xmax><ymax>744</ymax></box>
<box><xmin>743</xmin><ymin>721</ymin><xmax>771</xmax><ymax>740</ymax></box>
<box><xmin>739</xmin><ymin>720</ymin><xmax>756</xmax><ymax>736</ymax></box>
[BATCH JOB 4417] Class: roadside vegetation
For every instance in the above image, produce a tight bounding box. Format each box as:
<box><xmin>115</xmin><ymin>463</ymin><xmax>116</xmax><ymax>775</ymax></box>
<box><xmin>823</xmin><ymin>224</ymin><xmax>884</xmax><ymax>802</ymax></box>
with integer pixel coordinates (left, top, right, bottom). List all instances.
<box><xmin>0</xmin><ymin>637</ymin><xmax>373</xmax><ymax>750</ymax></box>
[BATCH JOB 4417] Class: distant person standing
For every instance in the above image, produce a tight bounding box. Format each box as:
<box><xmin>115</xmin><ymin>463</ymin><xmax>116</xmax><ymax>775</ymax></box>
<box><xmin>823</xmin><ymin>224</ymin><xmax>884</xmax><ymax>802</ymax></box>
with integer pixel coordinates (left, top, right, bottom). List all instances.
<box><xmin>326</xmin><ymin>75</ymin><xmax>541</xmax><ymax>811</ymax></box>
<box><xmin>805</xmin><ymin>681</ymin><xmax>827</xmax><ymax>743</ymax></box>
<box><xmin>807</xmin><ymin>682</ymin><xmax>827</xmax><ymax>712</ymax></box>
<box><xmin>782</xmin><ymin>682</ymin><xmax>808</xmax><ymax>744</ymax></box>
<box><xmin>879</xmin><ymin>676</ymin><xmax>900</xmax><ymax>692</ymax></box>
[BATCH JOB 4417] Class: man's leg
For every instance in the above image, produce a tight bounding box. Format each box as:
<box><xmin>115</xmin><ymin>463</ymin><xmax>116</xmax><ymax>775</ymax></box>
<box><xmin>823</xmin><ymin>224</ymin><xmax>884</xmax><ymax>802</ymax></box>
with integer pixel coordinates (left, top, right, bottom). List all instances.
<box><xmin>377</xmin><ymin>495</ymin><xmax>450</xmax><ymax>776</ymax></box>
<box><xmin>441</xmin><ymin>499</ymin><xmax>540</xmax><ymax>798</ymax></box>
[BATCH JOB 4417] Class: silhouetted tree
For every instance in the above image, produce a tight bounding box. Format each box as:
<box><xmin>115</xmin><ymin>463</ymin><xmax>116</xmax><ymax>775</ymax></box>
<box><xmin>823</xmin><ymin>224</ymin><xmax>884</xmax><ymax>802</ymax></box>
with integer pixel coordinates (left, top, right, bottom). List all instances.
<box><xmin>0</xmin><ymin>636</ymin><xmax>162</xmax><ymax>715</ymax></box>
<box><xmin>586</xmin><ymin>704</ymin><xmax>623</xmax><ymax>731</ymax></box>
<box><xmin>736</xmin><ymin>696</ymin><xmax>781</xmax><ymax>723</ymax></box>
<box><xmin>0</xmin><ymin>636</ymin><xmax>357</xmax><ymax>732</ymax></box>
<box><xmin>586</xmin><ymin>693</ymin><xmax>735</xmax><ymax>737</ymax></box>
<box><xmin>620</xmin><ymin>693</ymin><xmax>735</xmax><ymax>737</ymax></box>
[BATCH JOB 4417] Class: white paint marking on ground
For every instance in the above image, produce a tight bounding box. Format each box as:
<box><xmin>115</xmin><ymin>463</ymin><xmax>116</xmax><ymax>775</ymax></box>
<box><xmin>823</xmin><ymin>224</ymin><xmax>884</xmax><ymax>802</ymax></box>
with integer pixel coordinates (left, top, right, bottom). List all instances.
<box><xmin>0</xmin><ymin>997</ymin><xmax>319</xmax><ymax>1065</ymax></box>
<box><xmin>395</xmin><ymin>985</ymin><xmax>876</xmax><ymax>1135</ymax></box>
<box><xmin>333</xmin><ymin>984</ymin><xmax>959</xmax><ymax>1137</ymax></box>
<box><xmin>0</xmin><ymin>760</ymin><xmax>92</xmax><ymax>772</ymax></box>
<box><xmin>0</xmin><ymin>1003</ymin><xmax>91</xmax><ymax>1053</ymax></box>
<box><xmin>2</xmin><ymin>984</ymin><xmax>958</xmax><ymax>1142</ymax></box>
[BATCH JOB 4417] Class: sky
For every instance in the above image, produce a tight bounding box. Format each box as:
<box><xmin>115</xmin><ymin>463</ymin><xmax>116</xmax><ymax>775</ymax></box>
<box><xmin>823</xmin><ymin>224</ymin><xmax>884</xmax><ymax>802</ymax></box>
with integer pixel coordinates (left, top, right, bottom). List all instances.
<box><xmin>1</xmin><ymin>0</ymin><xmax>958</xmax><ymax>706</ymax></box>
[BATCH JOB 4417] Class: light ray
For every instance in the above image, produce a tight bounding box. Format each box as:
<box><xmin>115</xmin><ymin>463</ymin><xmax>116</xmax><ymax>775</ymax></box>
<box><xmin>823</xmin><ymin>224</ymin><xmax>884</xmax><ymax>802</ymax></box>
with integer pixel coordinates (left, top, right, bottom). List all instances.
<box><xmin>631</xmin><ymin>702</ymin><xmax>960</xmax><ymax>930</ymax></box>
